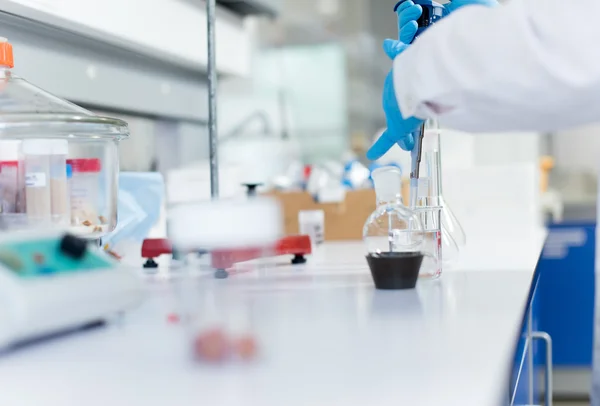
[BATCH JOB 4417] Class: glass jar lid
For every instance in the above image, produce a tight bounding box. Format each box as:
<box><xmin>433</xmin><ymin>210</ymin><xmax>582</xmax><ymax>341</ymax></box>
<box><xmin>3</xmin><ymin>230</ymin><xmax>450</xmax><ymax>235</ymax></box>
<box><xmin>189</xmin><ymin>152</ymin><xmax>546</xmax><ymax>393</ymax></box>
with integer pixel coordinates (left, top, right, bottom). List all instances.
<box><xmin>0</xmin><ymin>38</ymin><xmax>129</xmax><ymax>140</ymax></box>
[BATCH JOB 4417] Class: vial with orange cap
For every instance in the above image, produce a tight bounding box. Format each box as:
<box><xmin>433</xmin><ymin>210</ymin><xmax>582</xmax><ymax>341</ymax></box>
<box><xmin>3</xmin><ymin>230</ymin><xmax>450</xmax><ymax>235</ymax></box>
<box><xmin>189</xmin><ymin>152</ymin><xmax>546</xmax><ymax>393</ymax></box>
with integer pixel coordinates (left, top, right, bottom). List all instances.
<box><xmin>0</xmin><ymin>39</ymin><xmax>21</xmax><ymax>219</ymax></box>
<box><xmin>0</xmin><ymin>37</ymin><xmax>13</xmax><ymax>70</ymax></box>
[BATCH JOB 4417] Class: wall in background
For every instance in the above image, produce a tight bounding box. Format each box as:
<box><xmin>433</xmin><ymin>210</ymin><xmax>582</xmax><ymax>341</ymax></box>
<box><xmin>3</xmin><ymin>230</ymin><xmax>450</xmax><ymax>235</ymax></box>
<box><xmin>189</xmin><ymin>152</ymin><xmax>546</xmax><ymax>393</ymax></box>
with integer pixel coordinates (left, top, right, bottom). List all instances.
<box><xmin>472</xmin><ymin>132</ymin><xmax>541</xmax><ymax>166</ymax></box>
<box><xmin>218</xmin><ymin>43</ymin><xmax>349</xmax><ymax>164</ymax></box>
<box><xmin>1</xmin><ymin>0</ymin><xmax>252</xmax><ymax>76</ymax></box>
<box><xmin>552</xmin><ymin>124</ymin><xmax>600</xmax><ymax>172</ymax></box>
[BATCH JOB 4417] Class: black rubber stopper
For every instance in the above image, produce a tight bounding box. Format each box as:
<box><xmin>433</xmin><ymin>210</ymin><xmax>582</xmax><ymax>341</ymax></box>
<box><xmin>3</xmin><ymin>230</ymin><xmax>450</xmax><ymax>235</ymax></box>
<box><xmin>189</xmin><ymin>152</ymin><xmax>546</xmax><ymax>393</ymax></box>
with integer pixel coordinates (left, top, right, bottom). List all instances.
<box><xmin>366</xmin><ymin>252</ymin><xmax>424</xmax><ymax>290</ymax></box>
<box><xmin>214</xmin><ymin>269</ymin><xmax>229</xmax><ymax>279</ymax></box>
<box><xmin>291</xmin><ymin>254</ymin><xmax>307</xmax><ymax>265</ymax></box>
<box><xmin>143</xmin><ymin>258</ymin><xmax>159</xmax><ymax>268</ymax></box>
<box><xmin>59</xmin><ymin>234</ymin><xmax>88</xmax><ymax>260</ymax></box>
<box><xmin>242</xmin><ymin>183</ymin><xmax>263</xmax><ymax>198</ymax></box>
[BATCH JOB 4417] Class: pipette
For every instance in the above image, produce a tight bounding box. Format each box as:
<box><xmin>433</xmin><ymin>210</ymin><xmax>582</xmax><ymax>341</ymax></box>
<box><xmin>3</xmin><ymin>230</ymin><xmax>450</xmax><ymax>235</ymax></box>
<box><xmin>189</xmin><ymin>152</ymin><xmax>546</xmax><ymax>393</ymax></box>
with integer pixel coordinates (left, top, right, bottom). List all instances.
<box><xmin>409</xmin><ymin>126</ymin><xmax>425</xmax><ymax>208</ymax></box>
<box><xmin>393</xmin><ymin>0</ymin><xmax>445</xmax><ymax>207</ymax></box>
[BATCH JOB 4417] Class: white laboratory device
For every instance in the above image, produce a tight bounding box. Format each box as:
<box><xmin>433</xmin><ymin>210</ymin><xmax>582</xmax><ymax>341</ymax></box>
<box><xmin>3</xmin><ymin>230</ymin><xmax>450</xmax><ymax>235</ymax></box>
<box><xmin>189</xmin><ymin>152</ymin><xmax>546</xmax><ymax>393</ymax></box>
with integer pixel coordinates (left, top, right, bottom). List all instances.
<box><xmin>0</xmin><ymin>231</ymin><xmax>144</xmax><ymax>350</ymax></box>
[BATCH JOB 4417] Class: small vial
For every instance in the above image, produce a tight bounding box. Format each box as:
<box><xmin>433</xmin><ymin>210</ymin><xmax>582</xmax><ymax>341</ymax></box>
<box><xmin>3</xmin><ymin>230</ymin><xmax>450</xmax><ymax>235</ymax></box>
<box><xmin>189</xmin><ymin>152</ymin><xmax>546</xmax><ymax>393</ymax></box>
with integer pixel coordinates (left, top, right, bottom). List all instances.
<box><xmin>0</xmin><ymin>140</ymin><xmax>21</xmax><ymax>214</ymax></box>
<box><xmin>66</xmin><ymin>163</ymin><xmax>72</xmax><ymax>202</ymax></box>
<box><xmin>23</xmin><ymin>139</ymin><xmax>52</xmax><ymax>225</ymax></box>
<box><xmin>22</xmin><ymin>139</ymin><xmax>69</xmax><ymax>227</ymax></box>
<box><xmin>49</xmin><ymin>140</ymin><xmax>69</xmax><ymax>226</ymax></box>
<box><xmin>67</xmin><ymin>158</ymin><xmax>101</xmax><ymax>228</ymax></box>
<box><xmin>298</xmin><ymin>210</ymin><xmax>325</xmax><ymax>246</ymax></box>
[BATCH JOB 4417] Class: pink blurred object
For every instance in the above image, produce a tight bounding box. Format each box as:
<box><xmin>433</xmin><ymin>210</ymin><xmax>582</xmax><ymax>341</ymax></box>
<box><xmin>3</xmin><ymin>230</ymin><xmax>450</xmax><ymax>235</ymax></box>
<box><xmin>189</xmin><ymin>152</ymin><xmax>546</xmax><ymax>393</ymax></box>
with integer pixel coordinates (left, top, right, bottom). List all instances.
<box><xmin>167</xmin><ymin>313</ymin><xmax>180</xmax><ymax>324</ymax></box>
<box><xmin>303</xmin><ymin>165</ymin><xmax>312</xmax><ymax>183</ymax></box>
<box><xmin>193</xmin><ymin>328</ymin><xmax>230</xmax><ymax>362</ymax></box>
<box><xmin>234</xmin><ymin>335</ymin><xmax>258</xmax><ymax>361</ymax></box>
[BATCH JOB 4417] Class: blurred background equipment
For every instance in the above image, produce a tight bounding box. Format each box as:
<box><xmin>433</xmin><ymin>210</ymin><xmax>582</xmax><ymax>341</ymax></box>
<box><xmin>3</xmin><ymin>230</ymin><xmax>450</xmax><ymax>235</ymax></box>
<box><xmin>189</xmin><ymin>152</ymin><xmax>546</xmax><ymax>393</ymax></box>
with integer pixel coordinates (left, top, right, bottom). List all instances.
<box><xmin>0</xmin><ymin>0</ymin><xmax>595</xmax><ymax>401</ymax></box>
<box><xmin>0</xmin><ymin>231</ymin><xmax>143</xmax><ymax>350</ymax></box>
<box><xmin>102</xmin><ymin>172</ymin><xmax>165</xmax><ymax>262</ymax></box>
<box><xmin>0</xmin><ymin>0</ymin><xmax>587</xmax><ymax>223</ymax></box>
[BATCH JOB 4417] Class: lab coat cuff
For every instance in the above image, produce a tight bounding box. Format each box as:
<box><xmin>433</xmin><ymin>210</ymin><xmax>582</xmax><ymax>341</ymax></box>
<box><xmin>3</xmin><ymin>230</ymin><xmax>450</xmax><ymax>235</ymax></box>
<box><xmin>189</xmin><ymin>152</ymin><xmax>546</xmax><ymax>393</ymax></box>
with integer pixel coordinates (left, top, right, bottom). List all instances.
<box><xmin>397</xmin><ymin>92</ymin><xmax>430</xmax><ymax>120</ymax></box>
<box><xmin>393</xmin><ymin>57</ymin><xmax>429</xmax><ymax>120</ymax></box>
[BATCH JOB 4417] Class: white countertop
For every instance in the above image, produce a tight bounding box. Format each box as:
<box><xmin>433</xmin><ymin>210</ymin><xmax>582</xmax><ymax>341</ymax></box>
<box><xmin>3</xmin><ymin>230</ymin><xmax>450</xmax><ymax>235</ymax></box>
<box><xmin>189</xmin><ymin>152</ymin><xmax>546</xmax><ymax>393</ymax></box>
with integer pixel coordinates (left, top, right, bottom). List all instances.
<box><xmin>0</xmin><ymin>232</ymin><xmax>547</xmax><ymax>406</ymax></box>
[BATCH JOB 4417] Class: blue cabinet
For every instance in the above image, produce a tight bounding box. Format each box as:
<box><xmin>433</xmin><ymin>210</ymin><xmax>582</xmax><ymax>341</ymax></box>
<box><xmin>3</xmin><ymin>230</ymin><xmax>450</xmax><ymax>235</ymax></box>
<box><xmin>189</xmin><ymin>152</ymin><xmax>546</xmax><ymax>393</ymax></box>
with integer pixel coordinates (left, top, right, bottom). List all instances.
<box><xmin>511</xmin><ymin>222</ymin><xmax>594</xmax><ymax>404</ymax></box>
<box><xmin>511</xmin><ymin>275</ymin><xmax>545</xmax><ymax>405</ymax></box>
<box><xmin>511</xmin><ymin>254</ymin><xmax>555</xmax><ymax>405</ymax></box>
<box><xmin>537</xmin><ymin>223</ymin><xmax>595</xmax><ymax>368</ymax></box>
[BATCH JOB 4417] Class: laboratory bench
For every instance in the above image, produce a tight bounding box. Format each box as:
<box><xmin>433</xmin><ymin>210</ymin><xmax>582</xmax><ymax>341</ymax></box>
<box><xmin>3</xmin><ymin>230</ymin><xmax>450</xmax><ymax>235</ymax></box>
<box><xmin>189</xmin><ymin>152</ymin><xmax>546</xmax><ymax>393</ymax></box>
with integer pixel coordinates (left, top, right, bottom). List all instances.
<box><xmin>0</xmin><ymin>232</ymin><xmax>550</xmax><ymax>406</ymax></box>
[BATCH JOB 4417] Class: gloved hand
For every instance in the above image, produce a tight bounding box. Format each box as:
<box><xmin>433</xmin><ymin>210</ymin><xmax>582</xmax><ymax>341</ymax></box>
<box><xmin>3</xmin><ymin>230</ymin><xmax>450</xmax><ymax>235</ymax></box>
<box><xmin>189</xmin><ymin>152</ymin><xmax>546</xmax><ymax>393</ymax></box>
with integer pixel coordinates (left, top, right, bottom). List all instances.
<box><xmin>366</xmin><ymin>70</ymin><xmax>423</xmax><ymax>160</ymax></box>
<box><xmin>371</xmin><ymin>0</ymin><xmax>499</xmax><ymax>161</ymax></box>
<box><xmin>372</xmin><ymin>1</ymin><xmax>423</xmax><ymax>160</ymax></box>
<box><xmin>395</xmin><ymin>0</ymin><xmax>499</xmax><ymax>47</ymax></box>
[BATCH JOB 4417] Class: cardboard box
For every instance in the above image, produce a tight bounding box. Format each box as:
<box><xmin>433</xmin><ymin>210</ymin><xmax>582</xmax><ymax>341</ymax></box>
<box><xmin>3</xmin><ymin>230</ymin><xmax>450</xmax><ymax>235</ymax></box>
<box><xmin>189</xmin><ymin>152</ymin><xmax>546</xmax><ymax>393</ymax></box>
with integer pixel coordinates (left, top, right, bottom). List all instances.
<box><xmin>268</xmin><ymin>179</ymin><xmax>409</xmax><ymax>241</ymax></box>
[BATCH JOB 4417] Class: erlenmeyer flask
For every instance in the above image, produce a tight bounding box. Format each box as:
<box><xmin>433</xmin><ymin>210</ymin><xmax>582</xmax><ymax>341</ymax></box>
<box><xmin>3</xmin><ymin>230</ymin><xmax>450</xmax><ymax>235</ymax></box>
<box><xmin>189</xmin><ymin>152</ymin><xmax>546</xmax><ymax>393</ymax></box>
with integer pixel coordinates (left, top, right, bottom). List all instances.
<box><xmin>413</xmin><ymin>119</ymin><xmax>466</xmax><ymax>267</ymax></box>
<box><xmin>441</xmin><ymin>197</ymin><xmax>466</xmax><ymax>247</ymax></box>
<box><xmin>424</xmin><ymin>121</ymin><xmax>466</xmax><ymax>248</ymax></box>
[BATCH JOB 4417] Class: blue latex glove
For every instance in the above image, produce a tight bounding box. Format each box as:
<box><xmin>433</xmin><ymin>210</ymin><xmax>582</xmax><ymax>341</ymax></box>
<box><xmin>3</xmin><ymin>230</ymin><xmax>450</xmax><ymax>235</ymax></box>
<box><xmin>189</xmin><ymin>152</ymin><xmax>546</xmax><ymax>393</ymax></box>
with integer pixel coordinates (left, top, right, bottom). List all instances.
<box><xmin>393</xmin><ymin>0</ymin><xmax>499</xmax><ymax>47</ymax></box>
<box><xmin>369</xmin><ymin>2</ymin><xmax>423</xmax><ymax>161</ymax></box>
<box><xmin>381</xmin><ymin>0</ymin><xmax>421</xmax><ymax>59</ymax></box>
<box><xmin>367</xmin><ymin>70</ymin><xmax>423</xmax><ymax>160</ymax></box>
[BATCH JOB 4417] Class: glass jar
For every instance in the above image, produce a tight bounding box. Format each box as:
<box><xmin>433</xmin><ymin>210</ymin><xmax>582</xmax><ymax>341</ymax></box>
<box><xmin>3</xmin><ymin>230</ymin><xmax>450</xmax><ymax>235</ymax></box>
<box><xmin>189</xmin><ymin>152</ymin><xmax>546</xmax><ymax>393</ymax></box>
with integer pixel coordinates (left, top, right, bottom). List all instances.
<box><xmin>0</xmin><ymin>38</ymin><xmax>128</xmax><ymax>238</ymax></box>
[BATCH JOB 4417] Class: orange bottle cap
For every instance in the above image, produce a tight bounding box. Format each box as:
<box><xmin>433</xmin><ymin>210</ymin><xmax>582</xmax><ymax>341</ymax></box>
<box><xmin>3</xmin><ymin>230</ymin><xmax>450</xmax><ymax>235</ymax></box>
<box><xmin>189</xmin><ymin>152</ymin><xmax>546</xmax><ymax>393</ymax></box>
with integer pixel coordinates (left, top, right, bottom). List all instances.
<box><xmin>0</xmin><ymin>38</ymin><xmax>14</xmax><ymax>68</ymax></box>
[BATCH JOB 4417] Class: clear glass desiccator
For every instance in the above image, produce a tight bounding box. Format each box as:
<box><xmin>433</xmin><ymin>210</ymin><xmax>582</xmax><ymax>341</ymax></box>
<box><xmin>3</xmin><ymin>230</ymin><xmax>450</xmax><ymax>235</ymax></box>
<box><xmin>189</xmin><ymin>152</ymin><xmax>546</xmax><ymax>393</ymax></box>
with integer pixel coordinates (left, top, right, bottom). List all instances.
<box><xmin>0</xmin><ymin>38</ymin><xmax>128</xmax><ymax>238</ymax></box>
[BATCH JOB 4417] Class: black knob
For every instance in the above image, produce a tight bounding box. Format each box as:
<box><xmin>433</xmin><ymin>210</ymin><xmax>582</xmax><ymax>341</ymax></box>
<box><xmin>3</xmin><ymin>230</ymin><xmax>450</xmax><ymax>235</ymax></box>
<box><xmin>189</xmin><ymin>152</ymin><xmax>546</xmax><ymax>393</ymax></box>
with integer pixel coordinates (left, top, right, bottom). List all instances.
<box><xmin>59</xmin><ymin>234</ymin><xmax>88</xmax><ymax>260</ymax></box>
<box><xmin>242</xmin><ymin>183</ymin><xmax>263</xmax><ymax>198</ymax></box>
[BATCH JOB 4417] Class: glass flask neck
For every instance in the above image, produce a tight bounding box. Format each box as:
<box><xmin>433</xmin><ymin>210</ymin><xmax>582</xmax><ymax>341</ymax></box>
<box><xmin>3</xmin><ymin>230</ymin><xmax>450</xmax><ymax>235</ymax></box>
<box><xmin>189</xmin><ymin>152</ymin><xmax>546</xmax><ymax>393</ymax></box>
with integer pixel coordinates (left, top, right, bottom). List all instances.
<box><xmin>376</xmin><ymin>195</ymin><xmax>403</xmax><ymax>207</ymax></box>
<box><xmin>371</xmin><ymin>166</ymin><xmax>403</xmax><ymax>207</ymax></box>
<box><xmin>427</xmin><ymin>119</ymin><xmax>443</xmax><ymax>195</ymax></box>
<box><xmin>415</xmin><ymin>122</ymin><xmax>444</xmax><ymax>206</ymax></box>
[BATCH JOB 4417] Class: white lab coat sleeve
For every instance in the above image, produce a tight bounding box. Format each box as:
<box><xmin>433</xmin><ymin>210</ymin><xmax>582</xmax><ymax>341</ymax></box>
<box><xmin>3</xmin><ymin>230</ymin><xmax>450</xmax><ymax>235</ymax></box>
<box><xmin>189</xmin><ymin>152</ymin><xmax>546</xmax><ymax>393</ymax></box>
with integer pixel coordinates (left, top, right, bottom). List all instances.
<box><xmin>393</xmin><ymin>0</ymin><xmax>600</xmax><ymax>132</ymax></box>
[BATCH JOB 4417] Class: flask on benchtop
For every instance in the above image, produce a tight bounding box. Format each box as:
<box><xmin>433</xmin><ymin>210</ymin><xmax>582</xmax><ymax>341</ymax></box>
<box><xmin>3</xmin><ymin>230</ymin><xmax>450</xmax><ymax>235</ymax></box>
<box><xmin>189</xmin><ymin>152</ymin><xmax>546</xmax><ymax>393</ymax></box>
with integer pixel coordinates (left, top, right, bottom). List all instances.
<box><xmin>413</xmin><ymin>120</ymin><xmax>466</xmax><ymax>270</ymax></box>
<box><xmin>363</xmin><ymin>166</ymin><xmax>427</xmax><ymax>290</ymax></box>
